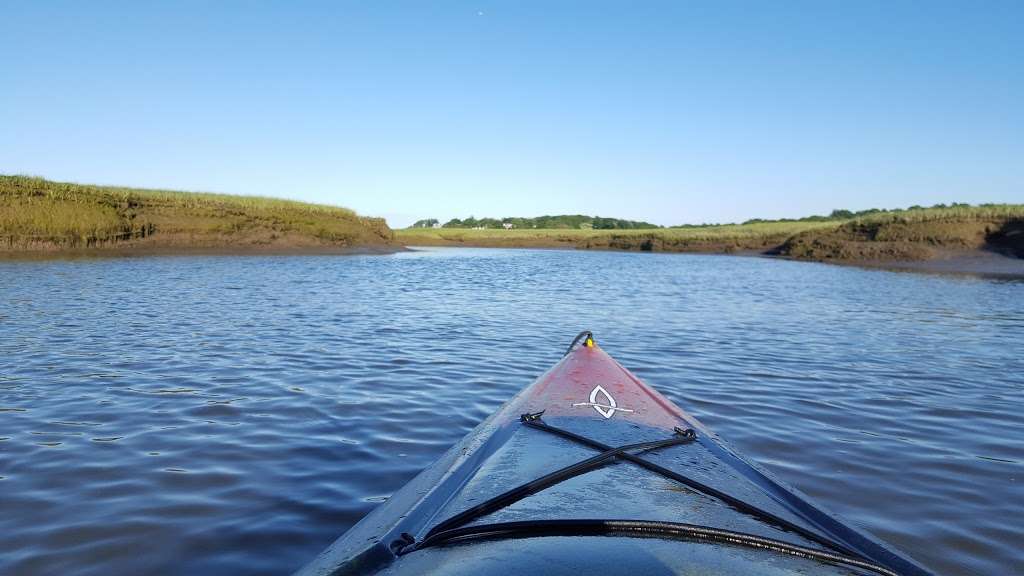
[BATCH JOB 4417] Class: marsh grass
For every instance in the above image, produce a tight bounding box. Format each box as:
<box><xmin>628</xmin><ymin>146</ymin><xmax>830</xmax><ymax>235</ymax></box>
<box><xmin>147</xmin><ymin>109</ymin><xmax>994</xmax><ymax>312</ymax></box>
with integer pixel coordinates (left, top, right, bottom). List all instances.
<box><xmin>5</xmin><ymin>174</ymin><xmax>1020</xmax><ymax>258</ymax></box>
<box><xmin>779</xmin><ymin>204</ymin><xmax>1024</xmax><ymax>261</ymax></box>
<box><xmin>1</xmin><ymin>175</ymin><xmax>391</xmax><ymax>249</ymax></box>
<box><xmin>853</xmin><ymin>204</ymin><xmax>1024</xmax><ymax>224</ymax></box>
<box><xmin>398</xmin><ymin>204</ymin><xmax>1024</xmax><ymax>256</ymax></box>
<box><xmin>398</xmin><ymin>220</ymin><xmax>839</xmax><ymax>248</ymax></box>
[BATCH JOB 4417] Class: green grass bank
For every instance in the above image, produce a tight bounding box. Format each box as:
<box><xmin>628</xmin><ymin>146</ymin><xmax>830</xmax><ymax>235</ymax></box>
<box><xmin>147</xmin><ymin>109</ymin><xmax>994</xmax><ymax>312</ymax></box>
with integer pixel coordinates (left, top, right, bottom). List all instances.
<box><xmin>397</xmin><ymin>221</ymin><xmax>835</xmax><ymax>253</ymax></box>
<box><xmin>398</xmin><ymin>205</ymin><xmax>1024</xmax><ymax>263</ymax></box>
<box><xmin>1</xmin><ymin>175</ymin><xmax>394</xmax><ymax>255</ymax></box>
<box><xmin>4</xmin><ymin>175</ymin><xmax>1020</xmax><ymax>266</ymax></box>
<box><xmin>779</xmin><ymin>206</ymin><xmax>1024</xmax><ymax>261</ymax></box>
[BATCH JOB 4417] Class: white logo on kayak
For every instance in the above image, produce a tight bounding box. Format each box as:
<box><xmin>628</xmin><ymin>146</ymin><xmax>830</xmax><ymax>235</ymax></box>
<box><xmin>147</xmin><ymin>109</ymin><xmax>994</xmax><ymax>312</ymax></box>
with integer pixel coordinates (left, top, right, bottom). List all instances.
<box><xmin>572</xmin><ymin>385</ymin><xmax>634</xmax><ymax>419</ymax></box>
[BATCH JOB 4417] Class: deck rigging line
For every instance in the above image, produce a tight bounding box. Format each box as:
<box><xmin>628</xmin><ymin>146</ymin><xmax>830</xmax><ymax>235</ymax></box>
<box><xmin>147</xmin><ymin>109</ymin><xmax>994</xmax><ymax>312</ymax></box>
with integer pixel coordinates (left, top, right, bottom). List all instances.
<box><xmin>395</xmin><ymin>413</ymin><xmax>898</xmax><ymax>576</ymax></box>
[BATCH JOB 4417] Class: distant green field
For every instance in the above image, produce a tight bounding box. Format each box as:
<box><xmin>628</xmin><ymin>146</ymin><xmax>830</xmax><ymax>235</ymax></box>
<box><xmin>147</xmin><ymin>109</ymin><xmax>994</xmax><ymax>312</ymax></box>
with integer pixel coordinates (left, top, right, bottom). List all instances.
<box><xmin>0</xmin><ymin>175</ymin><xmax>392</xmax><ymax>251</ymax></box>
<box><xmin>399</xmin><ymin>204</ymin><xmax>1024</xmax><ymax>260</ymax></box>
<box><xmin>398</xmin><ymin>220</ymin><xmax>840</xmax><ymax>250</ymax></box>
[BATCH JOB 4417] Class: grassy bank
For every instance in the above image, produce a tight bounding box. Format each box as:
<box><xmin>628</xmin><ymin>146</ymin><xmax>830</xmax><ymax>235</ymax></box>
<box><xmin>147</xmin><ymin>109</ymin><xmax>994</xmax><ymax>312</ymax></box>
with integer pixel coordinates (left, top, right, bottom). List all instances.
<box><xmin>780</xmin><ymin>206</ymin><xmax>1024</xmax><ymax>261</ymax></box>
<box><xmin>5</xmin><ymin>175</ymin><xmax>1020</xmax><ymax>264</ymax></box>
<box><xmin>1</xmin><ymin>175</ymin><xmax>394</xmax><ymax>254</ymax></box>
<box><xmin>398</xmin><ymin>221</ymin><xmax>836</xmax><ymax>253</ymax></box>
<box><xmin>398</xmin><ymin>205</ymin><xmax>1024</xmax><ymax>262</ymax></box>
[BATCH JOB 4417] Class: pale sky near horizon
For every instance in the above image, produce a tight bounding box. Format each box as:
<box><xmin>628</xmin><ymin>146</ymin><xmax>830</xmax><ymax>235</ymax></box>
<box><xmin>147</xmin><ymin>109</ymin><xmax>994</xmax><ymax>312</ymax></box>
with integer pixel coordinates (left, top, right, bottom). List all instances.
<box><xmin>2</xmin><ymin>1</ymin><xmax>1021</xmax><ymax>228</ymax></box>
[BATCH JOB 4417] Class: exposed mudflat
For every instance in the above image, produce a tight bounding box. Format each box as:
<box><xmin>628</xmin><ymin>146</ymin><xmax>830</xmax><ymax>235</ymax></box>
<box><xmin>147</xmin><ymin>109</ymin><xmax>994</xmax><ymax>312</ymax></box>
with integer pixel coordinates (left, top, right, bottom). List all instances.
<box><xmin>0</xmin><ymin>242</ymin><xmax>405</xmax><ymax>261</ymax></box>
<box><xmin>854</xmin><ymin>249</ymin><xmax>1024</xmax><ymax>278</ymax></box>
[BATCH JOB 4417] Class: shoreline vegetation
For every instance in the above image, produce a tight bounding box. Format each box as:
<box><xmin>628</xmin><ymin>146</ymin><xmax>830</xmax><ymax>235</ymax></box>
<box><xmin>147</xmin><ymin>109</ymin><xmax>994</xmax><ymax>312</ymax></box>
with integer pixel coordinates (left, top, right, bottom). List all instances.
<box><xmin>3</xmin><ymin>175</ymin><xmax>1021</xmax><ymax>275</ymax></box>
<box><xmin>0</xmin><ymin>175</ymin><xmax>395</xmax><ymax>256</ymax></box>
<box><xmin>397</xmin><ymin>206</ymin><xmax>1024</xmax><ymax>275</ymax></box>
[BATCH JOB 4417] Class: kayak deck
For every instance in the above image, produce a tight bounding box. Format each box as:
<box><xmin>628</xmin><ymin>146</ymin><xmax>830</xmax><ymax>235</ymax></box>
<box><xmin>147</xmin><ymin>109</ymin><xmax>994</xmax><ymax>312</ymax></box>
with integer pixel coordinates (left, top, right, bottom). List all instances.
<box><xmin>378</xmin><ymin>535</ymin><xmax>873</xmax><ymax>576</ymax></box>
<box><xmin>296</xmin><ymin>335</ymin><xmax>934</xmax><ymax>576</ymax></box>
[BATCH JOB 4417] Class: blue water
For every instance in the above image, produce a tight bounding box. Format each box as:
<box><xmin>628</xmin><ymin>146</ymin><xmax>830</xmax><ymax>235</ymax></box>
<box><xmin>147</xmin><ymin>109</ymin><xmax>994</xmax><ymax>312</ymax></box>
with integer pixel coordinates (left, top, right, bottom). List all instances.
<box><xmin>1</xmin><ymin>248</ymin><xmax>1021</xmax><ymax>575</ymax></box>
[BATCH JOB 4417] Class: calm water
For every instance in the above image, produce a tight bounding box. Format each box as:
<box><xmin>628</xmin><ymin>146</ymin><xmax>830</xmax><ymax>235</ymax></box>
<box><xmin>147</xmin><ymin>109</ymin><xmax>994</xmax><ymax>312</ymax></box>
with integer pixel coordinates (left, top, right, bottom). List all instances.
<box><xmin>1</xmin><ymin>248</ymin><xmax>1021</xmax><ymax>575</ymax></box>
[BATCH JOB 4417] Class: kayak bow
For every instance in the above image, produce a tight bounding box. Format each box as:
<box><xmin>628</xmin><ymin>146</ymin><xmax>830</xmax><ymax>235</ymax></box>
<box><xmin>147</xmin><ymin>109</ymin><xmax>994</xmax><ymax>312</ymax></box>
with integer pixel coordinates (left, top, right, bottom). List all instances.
<box><xmin>296</xmin><ymin>332</ymin><xmax>934</xmax><ymax>576</ymax></box>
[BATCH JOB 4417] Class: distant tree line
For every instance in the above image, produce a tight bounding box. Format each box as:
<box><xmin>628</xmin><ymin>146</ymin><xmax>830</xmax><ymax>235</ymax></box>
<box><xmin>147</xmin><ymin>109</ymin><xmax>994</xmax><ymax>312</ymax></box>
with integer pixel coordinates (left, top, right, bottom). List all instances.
<box><xmin>414</xmin><ymin>203</ymin><xmax>989</xmax><ymax>230</ymax></box>
<box><xmin>734</xmin><ymin>203</ymin><xmax>975</xmax><ymax>226</ymax></box>
<box><xmin>438</xmin><ymin>215</ymin><xmax>660</xmax><ymax>229</ymax></box>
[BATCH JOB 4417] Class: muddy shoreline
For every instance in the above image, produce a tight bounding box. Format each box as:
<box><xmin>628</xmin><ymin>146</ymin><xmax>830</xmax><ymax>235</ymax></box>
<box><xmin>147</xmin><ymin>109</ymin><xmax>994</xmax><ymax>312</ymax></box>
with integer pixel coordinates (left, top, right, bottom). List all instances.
<box><xmin>0</xmin><ymin>243</ymin><xmax>405</xmax><ymax>261</ymax></box>
<box><xmin>397</xmin><ymin>216</ymin><xmax>1024</xmax><ymax>278</ymax></box>
<box><xmin>404</xmin><ymin>241</ymin><xmax>1024</xmax><ymax>278</ymax></box>
<box><xmin>836</xmin><ymin>249</ymin><xmax>1024</xmax><ymax>278</ymax></box>
<box><xmin>6</xmin><ymin>239</ymin><xmax>1021</xmax><ymax>279</ymax></box>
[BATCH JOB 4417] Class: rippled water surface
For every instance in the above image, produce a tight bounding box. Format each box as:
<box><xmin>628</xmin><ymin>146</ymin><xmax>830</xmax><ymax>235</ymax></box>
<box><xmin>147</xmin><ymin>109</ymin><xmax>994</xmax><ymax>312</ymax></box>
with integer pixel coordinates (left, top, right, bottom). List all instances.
<box><xmin>1</xmin><ymin>248</ymin><xmax>1022</xmax><ymax>575</ymax></box>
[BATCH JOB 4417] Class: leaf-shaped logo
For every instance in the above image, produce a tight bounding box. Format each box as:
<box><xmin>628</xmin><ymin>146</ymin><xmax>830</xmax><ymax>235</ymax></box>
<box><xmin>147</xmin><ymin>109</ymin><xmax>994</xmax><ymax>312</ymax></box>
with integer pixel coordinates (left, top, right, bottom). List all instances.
<box><xmin>590</xmin><ymin>385</ymin><xmax>617</xmax><ymax>418</ymax></box>
<box><xmin>572</xmin><ymin>385</ymin><xmax>634</xmax><ymax>419</ymax></box>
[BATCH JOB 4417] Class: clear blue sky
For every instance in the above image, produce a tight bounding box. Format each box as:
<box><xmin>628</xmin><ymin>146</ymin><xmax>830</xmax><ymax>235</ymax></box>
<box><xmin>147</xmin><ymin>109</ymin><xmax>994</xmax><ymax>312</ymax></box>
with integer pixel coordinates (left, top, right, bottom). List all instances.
<box><xmin>2</xmin><ymin>1</ymin><xmax>1021</xmax><ymax>227</ymax></box>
